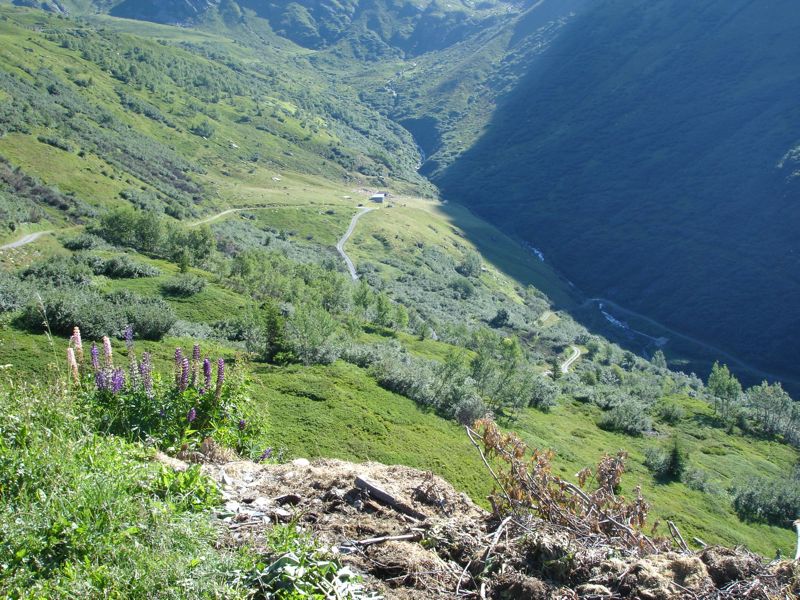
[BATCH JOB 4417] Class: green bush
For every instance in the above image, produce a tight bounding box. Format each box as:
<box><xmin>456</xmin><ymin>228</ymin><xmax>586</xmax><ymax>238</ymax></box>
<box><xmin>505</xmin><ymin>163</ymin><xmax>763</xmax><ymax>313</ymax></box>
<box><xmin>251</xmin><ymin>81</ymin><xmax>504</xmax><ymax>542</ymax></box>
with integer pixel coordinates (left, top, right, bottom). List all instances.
<box><xmin>643</xmin><ymin>437</ymin><xmax>685</xmax><ymax>480</ymax></box>
<box><xmin>61</xmin><ymin>233</ymin><xmax>106</xmax><ymax>251</ymax></box>
<box><xmin>732</xmin><ymin>477</ymin><xmax>800</xmax><ymax>526</ymax></box>
<box><xmin>18</xmin><ymin>288</ymin><xmax>175</xmax><ymax>340</ymax></box>
<box><xmin>91</xmin><ymin>255</ymin><xmax>161</xmax><ymax>279</ymax></box>
<box><xmin>20</xmin><ymin>256</ymin><xmax>93</xmax><ymax>288</ymax></box>
<box><xmin>161</xmin><ymin>274</ymin><xmax>207</xmax><ymax>297</ymax></box>
<box><xmin>0</xmin><ymin>272</ymin><xmax>33</xmax><ymax>312</ymax></box>
<box><xmin>597</xmin><ymin>399</ymin><xmax>652</xmax><ymax>435</ymax></box>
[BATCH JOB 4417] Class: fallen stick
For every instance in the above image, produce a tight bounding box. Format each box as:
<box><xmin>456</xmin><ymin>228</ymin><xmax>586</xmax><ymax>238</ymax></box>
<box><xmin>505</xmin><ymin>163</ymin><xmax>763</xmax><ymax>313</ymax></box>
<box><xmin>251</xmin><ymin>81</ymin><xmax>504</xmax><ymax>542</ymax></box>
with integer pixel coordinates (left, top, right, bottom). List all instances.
<box><xmin>465</xmin><ymin>426</ymin><xmax>514</xmax><ymax>508</ymax></box>
<box><xmin>355</xmin><ymin>476</ymin><xmax>427</xmax><ymax>521</ymax></box>
<box><xmin>351</xmin><ymin>532</ymin><xmax>422</xmax><ymax>547</ymax></box>
<box><xmin>668</xmin><ymin>520</ymin><xmax>690</xmax><ymax>554</ymax></box>
<box><xmin>482</xmin><ymin>516</ymin><xmax>513</xmax><ymax>564</ymax></box>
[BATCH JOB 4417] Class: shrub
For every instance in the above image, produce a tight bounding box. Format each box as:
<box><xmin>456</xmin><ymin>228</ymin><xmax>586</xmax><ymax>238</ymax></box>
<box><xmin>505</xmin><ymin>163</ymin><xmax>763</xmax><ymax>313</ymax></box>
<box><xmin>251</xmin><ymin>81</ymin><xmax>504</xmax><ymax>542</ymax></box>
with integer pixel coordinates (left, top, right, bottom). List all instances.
<box><xmin>161</xmin><ymin>274</ymin><xmax>207</xmax><ymax>296</ymax></box>
<box><xmin>598</xmin><ymin>399</ymin><xmax>652</xmax><ymax>435</ymax></box>
<box><xmin>732</xmin><ymin>477</ymin><xmax>800</xmax><ymax>526</ymax></box>
<box><xmin>285</xmin><ymin>303</ymin><xmax>340</xmax><ymax>365</ymax></box>
<box><xmin>18</xmin><ymin>289</ymin><xmax>175</xmax><ymax>340</ymax></box>
<box><xmin>93</xmin><ymin>255</ymin><xmax>161</xmax><ymax>278</ymax></box>
<box><xmin>529</xmin><ymin>376</ymin><xmax>559</xmax><ymax>411</ymax></box>
<box><xmin>61</xmin><ymin>233</ymin><xmax>106</xmax><ymax>250</ymax></box>
<box><xmin>20</xmin><ymin>256</ymin><xmax>93</xmax><ymax>288</ymax></box>
<box><xmin>0</xmin><ymin>272</ymin><xmax>33</xmax><ymax>312</ymax></box>
<box><xmin>658</xmin><ymin>402</ymin><xmax>685</xmax><ymax>424</ymax></box>
<box><xmin>643</xmin><ymin>437</ymin><xmax>685</xmax><ymax>480</ymax></box>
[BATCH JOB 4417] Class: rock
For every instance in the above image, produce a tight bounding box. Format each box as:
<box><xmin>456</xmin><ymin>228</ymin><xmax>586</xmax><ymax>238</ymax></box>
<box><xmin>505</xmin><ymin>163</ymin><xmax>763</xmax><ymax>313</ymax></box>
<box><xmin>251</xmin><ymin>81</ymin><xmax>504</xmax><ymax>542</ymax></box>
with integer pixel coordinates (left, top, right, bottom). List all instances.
<box><xmin>292</xmin><ymin>458</ymin><xmax>311</xmax><ymax>467</ymax></box>
<box><xmin>152</xmin><ymin>451</ymin><xmax>189</xmax><ymax>472</ymax></box>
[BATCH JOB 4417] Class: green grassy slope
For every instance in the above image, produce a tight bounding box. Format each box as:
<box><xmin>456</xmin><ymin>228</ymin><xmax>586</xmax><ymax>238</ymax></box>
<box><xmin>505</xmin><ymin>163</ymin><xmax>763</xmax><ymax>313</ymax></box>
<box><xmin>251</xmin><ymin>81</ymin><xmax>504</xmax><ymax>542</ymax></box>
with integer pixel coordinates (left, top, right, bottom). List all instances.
<box><xmin>1</xmin><ymin>3</ymin><xmax>799</xmax><ymax>567</ymax></box>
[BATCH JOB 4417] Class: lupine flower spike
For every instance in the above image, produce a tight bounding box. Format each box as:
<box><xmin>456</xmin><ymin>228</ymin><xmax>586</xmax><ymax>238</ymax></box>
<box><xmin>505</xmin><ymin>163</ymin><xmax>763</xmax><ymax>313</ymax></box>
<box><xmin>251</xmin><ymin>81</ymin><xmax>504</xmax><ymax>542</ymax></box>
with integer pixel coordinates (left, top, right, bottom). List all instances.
<box><xmin>174</xmin><ymin>348</ymin><xmax>183</xmax><ymax>388</ymax></box>
<box><xmin>90</xmin><ymin>343</ymin><xmax>100</xmax><ymax>371</ymax></box>
<box><xmin>191</xmin><ymin>344</ymin><xmax>201</xmax><ymax>387</ymax></box>
<box><xmin>215</xmin><ymin>358</ymin><xmax>225</xmax><ymax>402</ymax></box>
<box><xmin>111</xmin><ymin>368</ymin><xmax>125</xmax><ymax>394</ymax></box>
<box><xmin>71</xmin><ymin>327</ymin><xmax>83</xmax><ymax>364</ymax></box>
<box><xmin>102</xmin><ymin>336</ymin><xmax>113</xmax><ymax>368</ymax></box>
<box><xmin>66</xmin><ymin>348</ymin><xmax>79</xmax><ymax>384</ymax></box>
<box><xmin>203</xmin><ymin>358</ymin><xmax>212</xmax><ymax>391</ymax></box>
<box><xmin>139</xmin><ymin>352</ymin><xmax>153</xmax><ymax>399</ymax></box>
<box><xmin>187</xmin><ymin>407</ymin><xmax>197</xmax><ymax>423</ymax></box>
<box><xmin>180</xmin><ymin>357</ymin><xmax>190</xmax><ymax>392</ymax></box>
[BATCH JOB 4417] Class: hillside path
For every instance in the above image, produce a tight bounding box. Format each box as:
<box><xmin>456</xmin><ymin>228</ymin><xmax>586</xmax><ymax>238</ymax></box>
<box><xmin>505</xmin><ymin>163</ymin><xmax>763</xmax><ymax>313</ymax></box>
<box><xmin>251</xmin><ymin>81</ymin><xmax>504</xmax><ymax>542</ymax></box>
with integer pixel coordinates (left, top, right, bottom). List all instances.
<box><xmin>560</xmin><ymin>345</ymin><xmax>581</xmax><ymax>373</ymax></box>
<box><xmin>543</xmin><ymin>345</ymin><xmax>582</xmax><ymax>377</ymax></box>
<box><xmin>0</xmin><ymin>231</ymin><xmax>52</xmax><ymax>250</ymax></box>
<box><xmin>337</xmin><ymin>207</ymin><xmax>375</xmax><ymax>280</ymax></box>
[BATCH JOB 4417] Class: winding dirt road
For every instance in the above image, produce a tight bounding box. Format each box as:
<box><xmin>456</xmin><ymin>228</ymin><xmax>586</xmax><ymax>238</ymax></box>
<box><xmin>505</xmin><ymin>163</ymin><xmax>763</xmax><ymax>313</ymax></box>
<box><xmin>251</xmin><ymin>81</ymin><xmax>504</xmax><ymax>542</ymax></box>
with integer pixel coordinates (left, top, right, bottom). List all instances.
<box><xmin>0</xmin><ymin>231</ymin><xmax>51</xmax><ymax>250</ymax></box>
<box><xmin>337</xmin><ymin>207</ymin><xmax>375</xmax><ymax>280</ymax></box>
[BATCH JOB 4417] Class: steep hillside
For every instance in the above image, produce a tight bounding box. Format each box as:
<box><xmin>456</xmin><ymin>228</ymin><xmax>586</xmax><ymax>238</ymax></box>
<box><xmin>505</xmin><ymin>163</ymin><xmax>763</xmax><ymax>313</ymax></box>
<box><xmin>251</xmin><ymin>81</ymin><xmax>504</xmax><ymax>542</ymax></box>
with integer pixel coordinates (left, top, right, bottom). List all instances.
<box><xmin>436</xmin><ymin>0</ymin><xmax>800</xmax><ymax>384</ymax></box>
<box><xmin>3</xmin><ymin>4</ymin><xmax>800</xmax><ymax>597</ymax></box>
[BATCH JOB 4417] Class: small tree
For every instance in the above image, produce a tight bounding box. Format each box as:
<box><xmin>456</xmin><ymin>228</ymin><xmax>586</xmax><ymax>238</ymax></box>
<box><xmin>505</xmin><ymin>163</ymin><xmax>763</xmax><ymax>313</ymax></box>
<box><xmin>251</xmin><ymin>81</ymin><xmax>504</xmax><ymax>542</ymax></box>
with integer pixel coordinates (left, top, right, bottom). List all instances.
<box><xmin>456</xmin><ymin>251</ymin><xmax>482</xmax><ymax>278</ymax></box>
<box><xmin>489</xmin><ymin>308</ymin><xmax>510</xmax><ymax>328</ymax></box>
<box><xmin>707</xmin><ymin>362</ymin><xmax>742</xmax><ymax>422</ymax></box>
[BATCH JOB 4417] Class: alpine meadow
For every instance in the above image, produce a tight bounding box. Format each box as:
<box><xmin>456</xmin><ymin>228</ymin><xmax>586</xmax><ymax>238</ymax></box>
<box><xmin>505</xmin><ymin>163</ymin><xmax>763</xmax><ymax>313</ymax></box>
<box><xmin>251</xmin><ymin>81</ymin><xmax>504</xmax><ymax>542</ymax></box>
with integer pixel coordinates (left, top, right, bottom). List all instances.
<box><xmin>1</xmin><ymin>1</ymin><xmax>800</xmax><ymax>598</ymax></box>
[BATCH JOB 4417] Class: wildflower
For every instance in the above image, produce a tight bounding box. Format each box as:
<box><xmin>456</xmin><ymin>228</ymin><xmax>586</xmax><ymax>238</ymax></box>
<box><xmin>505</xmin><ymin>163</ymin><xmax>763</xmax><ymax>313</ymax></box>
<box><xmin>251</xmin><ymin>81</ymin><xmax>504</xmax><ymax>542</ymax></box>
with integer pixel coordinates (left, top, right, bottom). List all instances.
<box><xmin>71</xmin><ymin>326</ymin><xmax>83</xmax><ymax>364</ymax></box>
<box><xmin>203</xmin><ymin>358</ymin><xmax>212</xmax><ymax>390</ymax></box>
<box><xmin>180</xmin><ymin>357</ymin><xmax>190</xmax><ymax>392</ymax></box>
<box><xmin>215</xmin><ymin>358</ymin><xmax>225</xmax><ymax>401</ymax></box>
<box><xmin>123</xmin><ymin>325</ymin><xmax>134</xmax><ymax>350</ymax></box>
<box><xmin>95</xmin><ymin>370</ymin><xmax>108</xmax><ymax>391</ymax></box>
<box><xmin>191</xmin><ymin>344</ymin><xmax>201</xmax><ymax>387</ymax></box>
<box><xmin>66</xmin><ymin>348</ymin><xmax>79</xmax><ymax>384</ymax></box>
<box><xmin>110</xmin><ymin>368</ymin><xmax>125</xmax><ymax>394</ymax></box>
<box><xmin>102</xmin><ymin>336</ymin><xmax>113</xmax><ymax>367</ymax></box>
<box><xmin>91</xmin><ymin>343</ymin><xmax>100</xmax><ymax>371</ymax></box>
<box><xmin>139</xmin><ymin>352</ymin><xmax>153</xmax><ymax>399</ymax></box>
<box><xmin>174</xmin><ymin>347</ymin><xmax>183</xmax><ymax>388</ymax></box>
<box><xmin>187</xmin><ymin>407</ymin><xmax>197</xmax><ymax>423</ymax></box>
<box><xmin>238</xmin><ymin>419</ymin><xmax>246</xmax><ymax>431</ymax></box>
<box><xmin>258</xmin><ymin>447</ymin><xmax>273</xmax><ymax>462</ymax></box>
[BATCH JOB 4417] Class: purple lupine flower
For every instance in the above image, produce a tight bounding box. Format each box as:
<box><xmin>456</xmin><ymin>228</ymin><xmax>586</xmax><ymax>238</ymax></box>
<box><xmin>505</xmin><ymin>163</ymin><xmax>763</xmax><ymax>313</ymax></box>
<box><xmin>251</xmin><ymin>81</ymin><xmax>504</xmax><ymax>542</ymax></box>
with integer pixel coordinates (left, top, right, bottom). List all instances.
<box><xmin>258</xmin><ymin>447</ymin><xmax>273</xmax><ymax>462</ymax></box>
<box><xmin>203</xmin><ymin>358</ymin><xmax>212</xmax><ymax>391</ymax></box>
<box><xmin>139</xmin><ymin>352</ymin><xmax>153</xmax><ymax>399</ymax></box>
<box><xmin>179</xmin><ymin>357</ymin><xmax>190</xmax><ymax>392</ymax></box>
<box><xmin>238</xmin><ymin>419</ymin><xmax>246</xmax><ymax>431</ymax></box>
<box><xmin>187</xmin><ymin>407</ymin><xmax>197</xmax><ymax>423</ymax></box>
<box><xmin>91</xmin><ymin>343</ymin><xmax>100</xmax><ymax>371</ymax></box>
<box><xmin>215</xmin><ymin>358</ymin><xmax>225</xmax><ymax>401</ymax></box>
<box><xmin>110</xmin><ymin>368</ymin><xmax>125</xmax><ymax>394</ymax></box>
<box><xmin>123</xmin><ymin>325</ymin><xmax>134</xmax><ymax>350</ymax></box>
<box><xmin>174</xmin><ymin>347</ymin><xmax>183</xmax><ymax>388</ymax></box>
<box><xmin>102</xmin><ymin>336</ymin><xmax>113</xmax><ymax>368</ymax></box>
<box><xmin>95</xmin><ymin>370</ymin><xmax>108</xmax><ymax>391</ymax></box>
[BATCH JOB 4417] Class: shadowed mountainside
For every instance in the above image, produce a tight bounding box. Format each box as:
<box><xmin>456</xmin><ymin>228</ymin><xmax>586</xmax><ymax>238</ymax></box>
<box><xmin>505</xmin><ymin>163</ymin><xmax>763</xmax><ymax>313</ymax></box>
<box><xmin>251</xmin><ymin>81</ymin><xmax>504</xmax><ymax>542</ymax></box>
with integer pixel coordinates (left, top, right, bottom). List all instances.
<box><xmin>437</xmin><ymin>0</ymin><xmax>800</xmax><ymax>382</ymax></box>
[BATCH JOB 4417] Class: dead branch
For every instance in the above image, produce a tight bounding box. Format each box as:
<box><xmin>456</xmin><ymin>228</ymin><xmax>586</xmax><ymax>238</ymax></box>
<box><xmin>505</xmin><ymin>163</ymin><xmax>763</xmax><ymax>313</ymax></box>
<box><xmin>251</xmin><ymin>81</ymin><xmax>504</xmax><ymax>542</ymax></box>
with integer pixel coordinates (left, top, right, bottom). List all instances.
<box><xmin>355</xmin><ymin>475</ymin><xmax>427</xmax><ymax>520</ymax></box>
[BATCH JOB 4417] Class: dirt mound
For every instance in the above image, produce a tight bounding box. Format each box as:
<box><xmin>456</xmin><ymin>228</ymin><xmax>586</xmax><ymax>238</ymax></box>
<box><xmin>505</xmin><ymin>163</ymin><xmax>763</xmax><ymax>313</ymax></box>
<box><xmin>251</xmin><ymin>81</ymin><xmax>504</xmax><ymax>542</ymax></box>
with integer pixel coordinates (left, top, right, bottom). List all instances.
<box><xmin>155</xmin><ymin>453</ymin><xmax>800</xmax><ymax>599</ymax></box>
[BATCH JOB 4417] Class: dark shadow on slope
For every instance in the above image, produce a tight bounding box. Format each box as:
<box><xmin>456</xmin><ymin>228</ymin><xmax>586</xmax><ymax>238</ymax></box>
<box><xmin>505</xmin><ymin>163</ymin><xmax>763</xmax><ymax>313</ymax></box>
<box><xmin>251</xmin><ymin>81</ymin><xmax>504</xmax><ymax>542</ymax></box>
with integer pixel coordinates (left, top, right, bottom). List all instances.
<box><xmin>433</xmin><ymin>0</ymin><xmax>800</xmax><ymax>390</ymax></box>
